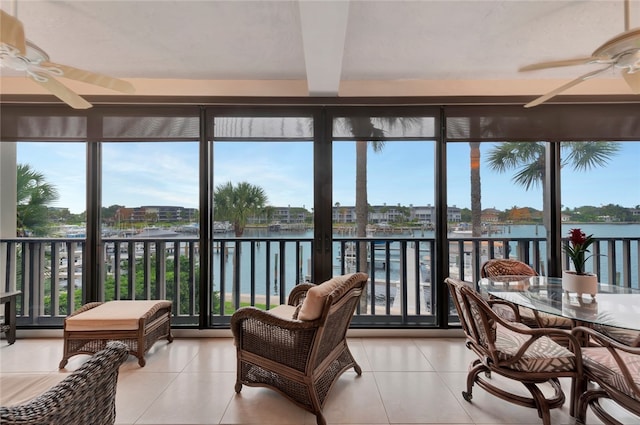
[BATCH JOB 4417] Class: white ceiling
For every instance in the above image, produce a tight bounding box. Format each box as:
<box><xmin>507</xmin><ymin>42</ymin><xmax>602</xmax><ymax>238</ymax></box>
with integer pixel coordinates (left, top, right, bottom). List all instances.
<box><xmin>1</xmin><ymin>0</ymin><xmax>640</xmax><ymax>101</ymax></box>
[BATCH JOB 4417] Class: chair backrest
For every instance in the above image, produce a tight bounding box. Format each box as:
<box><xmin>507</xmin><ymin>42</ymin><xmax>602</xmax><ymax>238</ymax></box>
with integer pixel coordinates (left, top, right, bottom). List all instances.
<box><xmin>446</xmin><ymin>277</ymin><xmax>496</xmax><ymax>349</ymax></box>
<box><xmin>481</xmin><ymin>259</ymin><xmax>538</xmax><ymax>278</ymax></box>
<box><xmin>1</xmin><ymin>341</ymin><xmax>129</xmax><ymax>425</ymax></box>
<box><xmin>312</xmin><ymin>272</ymin><xmax>368</xmax><ymax>367</ymax></box>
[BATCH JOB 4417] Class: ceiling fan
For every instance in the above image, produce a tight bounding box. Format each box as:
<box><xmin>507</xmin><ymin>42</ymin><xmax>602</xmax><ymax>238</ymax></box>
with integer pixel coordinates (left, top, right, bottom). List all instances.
<box><xmin>519</xmin><ymin>0</ymin><xmax>640</xmax><ymax>108</ymax></box>
<box><xmin>0</xmin><ymin>7</ymin><xmax>134</xmax><ymax>109</ymax></box>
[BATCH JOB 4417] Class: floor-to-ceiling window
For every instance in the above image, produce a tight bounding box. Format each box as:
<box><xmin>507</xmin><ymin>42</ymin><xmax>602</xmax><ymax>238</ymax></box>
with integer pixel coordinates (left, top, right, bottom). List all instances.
<box><xmin>331</xmin><ymin>112</ymin><xmax>438</xmax><ymax>325</ymax></box>
<box><xmin>446</xmin><ymin>141</ymin><xmax>547</xmax><ymax>279</ymax></box>
<box><xmin>15</xmin><ymin>141</ymin><xmax>87</xmax><ymax>318</ymax></box>
<box><xmin>101</xmin><ymin>141</ymin><xmax>199</xmax><ymax>324</ymax></box>
<box><xmin>560</xmin><ymin>141</ymin><xmax>640</xmax><ymax>288</ymax></box>
<box><xmin>1</xmin><ymin>102</ymin><xmax>638</xmax><ymax>329</ymax></box>
<box><xmin>209</xmin><ymin>113</ymin><xmax>314</xmax><ymax>324</ymax></box>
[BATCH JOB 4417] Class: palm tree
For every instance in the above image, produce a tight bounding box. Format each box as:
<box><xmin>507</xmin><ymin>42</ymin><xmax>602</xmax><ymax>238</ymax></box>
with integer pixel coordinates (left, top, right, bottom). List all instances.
<box><xmin>486</xmin><ymin>141</ymin><xmax>620</xmax><ymax>232</ymax></box>
<box><xmin>487</xmin><ymin>142</ymin><xmax>620</xmax><ymax>189</ymax></box>
<box><xmin>213</xmin><ymin>181</ymin><xmax>268</xmax><ymax>237</ymax></box>
<box><xmin>469</xmin><ymin>142</ymin><xmax>482</xmax><ymax>237</ymax></box>
<box><xmin>17</xmin><ymin>163</ymin><xmax>59</xmax><ymax>236</ymax></box>
<box><xmin>213</xmin><ymin>181</ymin><xmax>267</xmax><ymax>308</ymax></box>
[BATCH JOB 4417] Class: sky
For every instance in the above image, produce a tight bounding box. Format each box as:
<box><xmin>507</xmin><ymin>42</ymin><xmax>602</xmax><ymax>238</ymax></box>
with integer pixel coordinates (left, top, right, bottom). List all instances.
<box><xmin>14</xmin><ymin>140</ymin><xmax>640</xmax><ymax>215</ymax></box>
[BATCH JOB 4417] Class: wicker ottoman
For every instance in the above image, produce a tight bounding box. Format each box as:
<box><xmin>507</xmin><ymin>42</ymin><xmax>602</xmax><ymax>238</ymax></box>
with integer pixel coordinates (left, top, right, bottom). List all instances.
<box><xmin>59</xmin><ymin>300</ymin><xmax>173</xmax><ymax>368</ymax></box>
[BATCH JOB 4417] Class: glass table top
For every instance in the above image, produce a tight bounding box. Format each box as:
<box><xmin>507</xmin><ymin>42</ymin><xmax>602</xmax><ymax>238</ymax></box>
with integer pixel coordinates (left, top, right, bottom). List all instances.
<box><xmin>478</xmin><ymin>276</ymin><xmax>640</xmax><ymax>331</ymax></box>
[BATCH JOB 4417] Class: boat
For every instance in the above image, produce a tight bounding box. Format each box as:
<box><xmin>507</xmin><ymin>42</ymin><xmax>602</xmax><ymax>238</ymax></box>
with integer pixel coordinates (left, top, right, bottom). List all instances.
<box><xmin>135</xmin><ymin>226</ymin><xmax>180</xmax><ymax>238</ymax></box>
<box><xmin>214</xmin><ymin>221</ymin><xmax>233</xmax><ymax>233</ymax></box>
<box><xmin>268</xmin><ymin>221</ymin><xmax>281</xmax><ymax>231</ymax></box>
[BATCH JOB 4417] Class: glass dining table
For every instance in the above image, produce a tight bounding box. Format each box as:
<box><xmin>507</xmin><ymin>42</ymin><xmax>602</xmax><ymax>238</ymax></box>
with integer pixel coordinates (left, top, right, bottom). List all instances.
<box><xmin>478</xmin><ymin>276</ymin><xmax>640</xmax><ymax>332</ymax></box>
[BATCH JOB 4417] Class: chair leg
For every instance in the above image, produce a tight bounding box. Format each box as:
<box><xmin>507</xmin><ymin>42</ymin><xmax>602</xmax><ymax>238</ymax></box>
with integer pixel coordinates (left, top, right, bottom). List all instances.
<box><xmin>315</xmin><ymin>412</ymin><xmax>327</xmax><ymax>425</ymax></box>
<box><xmin>523</xmin><ymin>382</ymin><xmax>552</xmax><ymax>425</ymax></box>
<box><xmin>463</xmin><ymin>359</ymin><xmax>485</xmax><ymax>402</ymax></box>
<box><xmin>581</xmin><ymin>390</ymin><xmax>625</xmax><ymax>425</ymax></box>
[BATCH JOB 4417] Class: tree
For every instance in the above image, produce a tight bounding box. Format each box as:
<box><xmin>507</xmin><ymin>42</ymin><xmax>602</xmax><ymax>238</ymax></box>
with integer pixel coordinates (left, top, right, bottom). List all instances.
<box><xmin>213</xmin><ymin>181</ymin><xmax>268</xmax><ymax>309</ymax></box>
<box><xmin>343</xmin><ymin>118</ymin><xmax>386</xmax><ymax>313</ymax></box>
<box><xmin>486</xmin><ymin>141</ymin><xmax>620</xmax><ymax>231</ymax></box>
<box><xmin>213</xmin><ymin>181</ymin><xmax>268</xmax><ymax>237</ymax></box>
<box><xmin>487</xmin><ymin>142</ymin><xmax>620</xmax><ymax>191</ymax></box>
<box><xmin>469</xmin><ymin>142</ymin><xmax>482</xmax><ymax>236</ymax></box>
<box><xmin>17</xmin><ymin>163</ymin><xmax>59</xmax><ymax>236</ymax></box>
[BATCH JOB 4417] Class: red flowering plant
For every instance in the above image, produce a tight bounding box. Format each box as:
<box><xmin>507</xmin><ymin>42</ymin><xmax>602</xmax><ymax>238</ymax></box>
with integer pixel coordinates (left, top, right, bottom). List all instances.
<box><xmin>564</xmin><ymin>228</ymin><xmax>595</xmax><ymax>275</ymax></box>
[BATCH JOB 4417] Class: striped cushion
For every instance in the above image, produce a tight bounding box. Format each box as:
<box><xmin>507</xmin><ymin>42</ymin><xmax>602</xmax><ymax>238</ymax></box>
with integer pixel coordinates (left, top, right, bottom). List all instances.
<box><xmin>594</xmin><ymin>326</ymin><xmax>640</xmax><ymax>347</ymax></box>
<box><xmin>468</xmin><ymin>295</ymin><xmax>496</xmax><ymax>346</ymax></box>
<box><xmin>492</xmin><ymin>304</ymin><xmax>518</xmax><ymax>322</ymax></box>
<box><xmin>582</xmin><ymin>347</ymin><xmax>640</xmax><ymax>401</ymax></box>
<box><xmin>495</xmin><ymin>323</ymin><xmax>576</xmax><ymax>372</ymax></box>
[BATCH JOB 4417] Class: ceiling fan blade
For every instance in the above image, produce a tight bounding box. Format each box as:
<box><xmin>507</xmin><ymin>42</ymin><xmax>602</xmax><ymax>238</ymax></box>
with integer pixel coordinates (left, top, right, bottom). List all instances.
<box><xmin>524</xmin><ymin>67</ymin><xmax>612</xmax><ymax>108</ymax></box>
<box><xmin>41</xmin><ymin>61</ymin><xmax>135</xmax><ymax>94</ymax></box>
<box><xmin>622</xmin><ymin>71</ymin><xmax>640</xmax><ymax>93</ymax></box>
<box><xmin>519</xmin><ymin>57</ymin><xmax>602</xmax><ymax>72</ymax></box>
<box><xmin>0</xmin><ymin>9</ymin><xmax>26</xmax><ymax>54</ymax></box>
<box><xmin>31</xmin><ymin>74</ymin><xmax>93</xmax><ymax>109</ymax></box>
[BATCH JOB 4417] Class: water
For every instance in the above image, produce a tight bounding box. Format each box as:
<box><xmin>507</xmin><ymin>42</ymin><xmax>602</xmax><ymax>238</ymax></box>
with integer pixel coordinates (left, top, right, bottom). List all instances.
<box><xmin>212</xmin><ymin>223</ymin><xmax>640</xmax><ymax>296</ymax></box>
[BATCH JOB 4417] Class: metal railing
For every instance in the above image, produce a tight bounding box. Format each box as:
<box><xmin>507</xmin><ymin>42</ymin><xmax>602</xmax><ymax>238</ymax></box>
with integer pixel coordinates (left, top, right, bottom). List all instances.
<box><xmin>2</xmin><ymin>235</ymin><xmax>639</xmax><ymax>328</ymax></box>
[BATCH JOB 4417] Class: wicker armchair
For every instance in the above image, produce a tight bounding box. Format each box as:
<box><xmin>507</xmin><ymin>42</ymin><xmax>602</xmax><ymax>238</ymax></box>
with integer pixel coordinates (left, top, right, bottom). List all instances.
<box><xmin>231</xmin><ymin>272</ymin><xmax>368</xmax><ymax>425</ymax></box>
<box><xmin>1</xmin><ymin>341</ymin><xmax>129</xmax><ymax>425</ymax></box>
<box><xmin>481</xmin><ymin>259</ymin><xmax>574</xmax><ymax>330</ymax></box>
<box><xmin>572</xmin><ymin>326</ymin><xmax>640</xmax><ymax>425</ymax></box>
<box><xmin>446</xmin><ymin>277</ymin><xmax>582</xmax><ymax>425</ymax></box>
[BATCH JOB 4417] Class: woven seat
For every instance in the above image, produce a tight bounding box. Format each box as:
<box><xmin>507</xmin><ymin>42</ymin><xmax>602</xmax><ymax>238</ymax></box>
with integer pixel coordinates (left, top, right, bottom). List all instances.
<box><xmin>572</xmin><ymin>326</ymin><xmax>640</xmax><ymax>425</ymax></box>
<box><xmin>481</xmin><ymin>259</ymin><xmax>574</xmax><ymax>330</ymax></box>
<box><xmin>1</xmin><ymin>341</ymin><xmax>129</xmax><ymax>425</ymax></box>
<box><xmin>446</xmin><ymin>277</ymin><xmax>582</xmax><ymax>425</ymax></box>
<box><xmin>231</xmin><ymin>272</ymin><xmax>368</xmax><ymax>425</ymax></box>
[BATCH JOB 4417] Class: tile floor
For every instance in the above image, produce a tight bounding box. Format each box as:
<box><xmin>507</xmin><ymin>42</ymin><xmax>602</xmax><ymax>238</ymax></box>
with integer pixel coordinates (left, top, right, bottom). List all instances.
<box><xmin>1</xmin><ymin>336</ymin><xmax>638</xmax><ymax>425</ymax></box>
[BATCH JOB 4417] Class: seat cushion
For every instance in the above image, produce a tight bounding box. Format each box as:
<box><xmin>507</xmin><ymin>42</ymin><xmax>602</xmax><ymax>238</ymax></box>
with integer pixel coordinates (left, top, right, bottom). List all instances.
<box><xmin>495</xmin><ymin>322</ymin><xmax>576</xmax><ymax>372</ymax></box>
<box><xmin>268</xmin><ymin>304</ymin><xmax>298</xmax><ymax>320</ymax></box>
<box><xmin>297</xmin><ymin>274</ymin><xmax>351</xmax><ymax>321</ymax></box>
<box><xmin>594</xmin><ymin>326</ymin><xmax>640</xmax><ymax>347</ymax></box>
<box><xmin>65</xmin><ymin>300</ymin><xmax>169</xmax><ymax>331</ymax></box>
<box><xmin>582</xmin><ymin>346</ymin><xmax>640</xmax><ymax>401</ymax></box>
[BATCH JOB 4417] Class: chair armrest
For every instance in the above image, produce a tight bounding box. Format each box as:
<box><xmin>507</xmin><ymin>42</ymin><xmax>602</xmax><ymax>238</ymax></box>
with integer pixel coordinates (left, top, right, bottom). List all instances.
<box><xmin>231</xmin><ymin>307</ymin><xmax>319</xmax><ymax>345</ymax></box>
<box><xmin>479</xmin><ymin>294</ymin><xmax>583</xmax><ymax>359</ymax></box>
<box><xmin>572</xmin><ymin>326</ymin><xmax>640</xmax><ymax>400</ymax></box>
<box><xmin>572</xmin><ymin>326</ymin><xmax>640</xmax><ymax>353</ymax></box>
<box><xmin>487</xmin><ymin>299</ymin><xmax>522</xmax><ymax>322</ymax></box>
<box><xmin>287</xmin><ymin>283</ymin><xmax>315</xmax><ymax>306</ymax></box>
<box><xmin>231</xmin><ymin>306</ymin><xmax>320</xmax><ymax>372</ymax></box>
<box><xmin>0</xmin><ymin>341</ymin><xmax>128</xmax><ymax>425</ymax></box>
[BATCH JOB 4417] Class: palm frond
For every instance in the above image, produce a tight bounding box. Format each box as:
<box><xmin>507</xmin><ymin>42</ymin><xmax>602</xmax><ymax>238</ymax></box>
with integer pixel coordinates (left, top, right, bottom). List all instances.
<box><xmin>562</xmin><ymin>142</ymin><xmax>621</xmax><ymax>171</ymax></box>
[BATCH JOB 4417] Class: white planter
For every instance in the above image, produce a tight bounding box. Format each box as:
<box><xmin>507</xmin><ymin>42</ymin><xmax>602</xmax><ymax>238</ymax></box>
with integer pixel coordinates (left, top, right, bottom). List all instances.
<box><xmin>562</xmin><ymin>270</ymin><xmax>598</xmax><ymax>299</ymax></box>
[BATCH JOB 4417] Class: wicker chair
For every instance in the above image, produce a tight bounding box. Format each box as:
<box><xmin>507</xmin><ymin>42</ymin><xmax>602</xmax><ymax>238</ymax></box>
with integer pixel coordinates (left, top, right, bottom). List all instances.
<box><xmin>231</xmin><ymin>272</ymin><xmax>368</xmax><ymax>425</ymax></box>
<box><xmin>0</xmin><ymin>341</ymin><xmax>129</xmax><ymax>425</ymax></box>
<box><xmin>446</xmin><ymin>277</ymin><xmax>582</xmax><ymax>425</ymax></box>
<box><xmin>481</xmin><ymin>259</ymin><xmax>574</xmax><ymax>330</ymax></box>
<box><xmin>572</xmin><ymin>326</ymin><xmax>640</xmax><ymax>425</ymax></box>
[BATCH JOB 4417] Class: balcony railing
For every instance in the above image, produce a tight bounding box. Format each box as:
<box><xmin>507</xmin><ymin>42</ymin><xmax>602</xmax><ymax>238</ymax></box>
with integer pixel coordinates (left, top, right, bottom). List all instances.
<box><xmin>2</xmin><ymin>235</ymin><xmax>639</xmax><ymax>328</ymax></box>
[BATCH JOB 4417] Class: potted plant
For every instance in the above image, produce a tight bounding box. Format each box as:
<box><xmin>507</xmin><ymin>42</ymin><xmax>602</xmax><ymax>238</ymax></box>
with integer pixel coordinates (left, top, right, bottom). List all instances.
<box><xmin>562</xmin><ymin>228</ymin><xmax>598</xmax><ymax>298</ymax></box>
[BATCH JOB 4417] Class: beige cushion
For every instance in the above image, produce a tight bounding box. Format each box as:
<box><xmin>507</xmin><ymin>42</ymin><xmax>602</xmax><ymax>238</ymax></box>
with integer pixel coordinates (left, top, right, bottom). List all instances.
<box><xmin>65</xmin><ymin>300</ymin><xmax>169</xmax><ymax>331</ymax></box>
<box><xmin>297</xmin><ymin>274</ymin><xmax>351</xmax><ymax>321</ymax></box>
<box><xmin>268</xmin><ymin>304</ymin><xmax>298</xmax><ymax>320</ymax></box>
<box><xmin>0</xmin><ymin>373</ymin><xmax>66</xmax><ymax>406</ymax></box>
<box><xmin>582</xmin><ymin>346</ymin><xmax>640</xmax><ymax>400</ymax></box>
<box><xmin>495</xmin><ymin>322</ymin><xmax>576</xmax><ymax>372</ymax></box>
